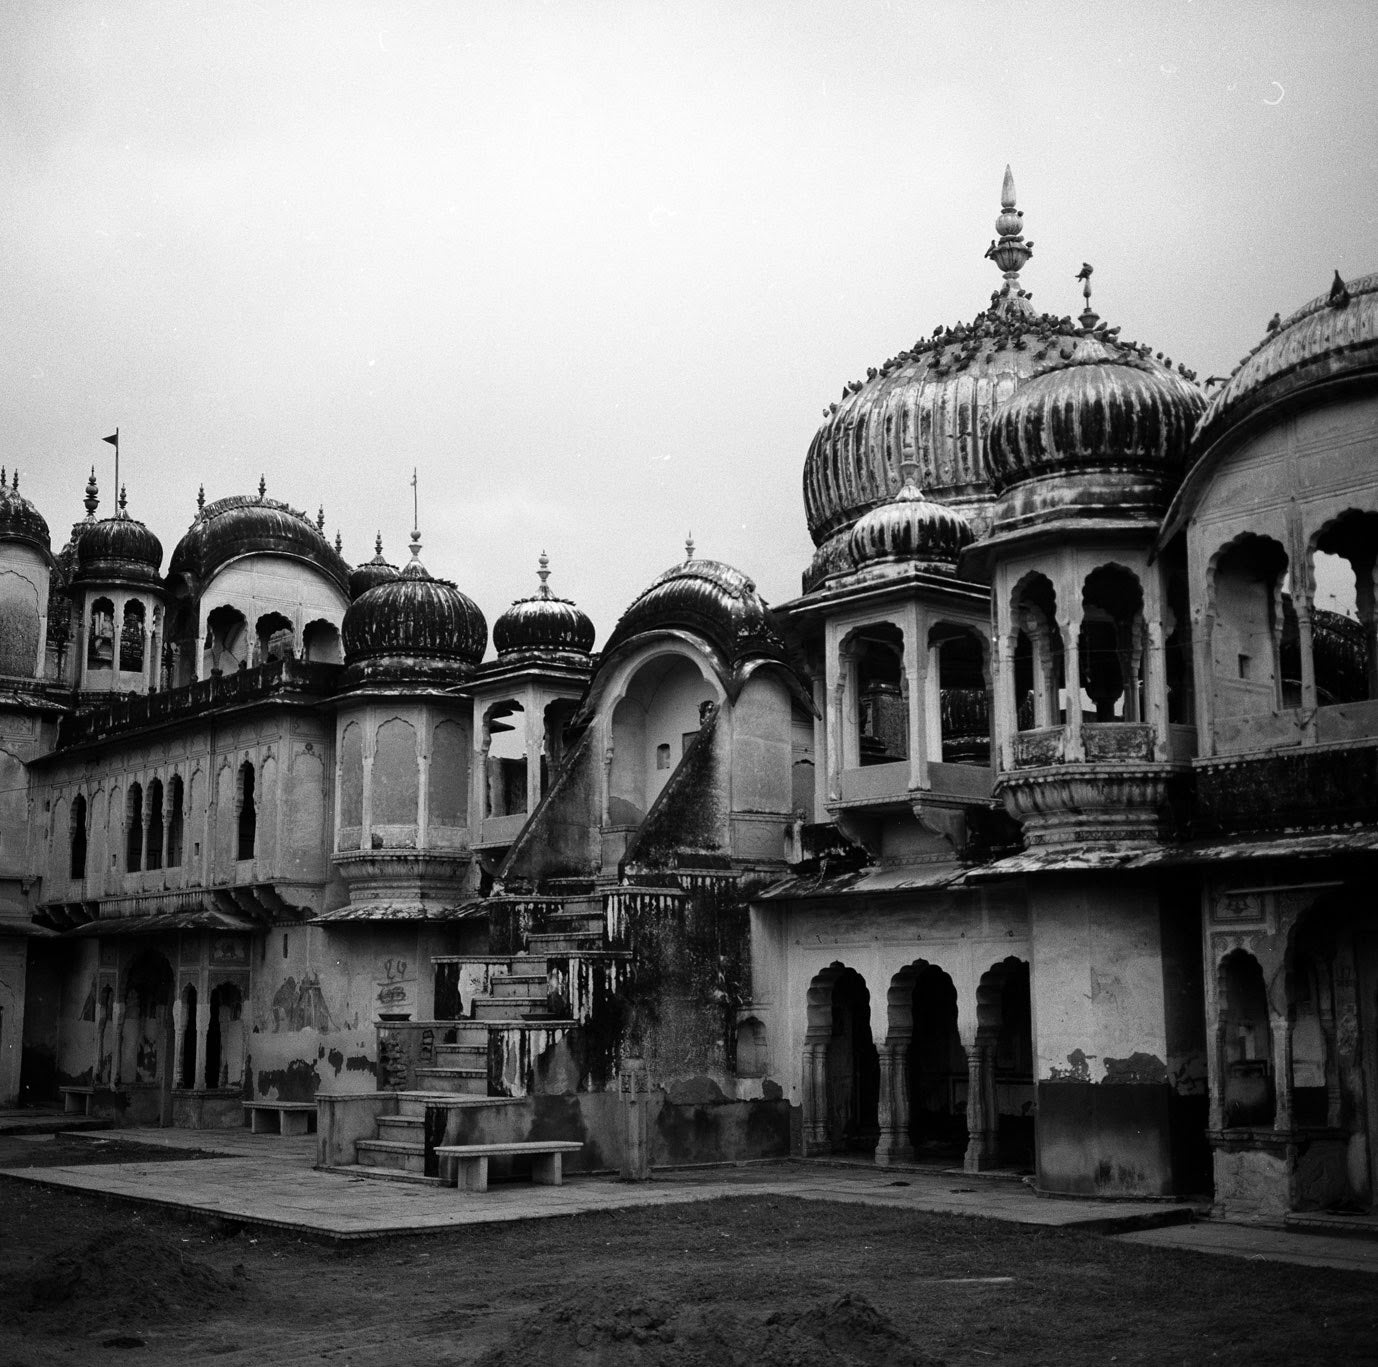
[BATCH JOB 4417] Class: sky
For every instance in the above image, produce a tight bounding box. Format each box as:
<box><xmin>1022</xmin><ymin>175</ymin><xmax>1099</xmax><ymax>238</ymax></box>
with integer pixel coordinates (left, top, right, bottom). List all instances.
<box><xmin>2</xmin><ymin>0</ymin><xmax>1376</xmax><ymax>644</ymax></box>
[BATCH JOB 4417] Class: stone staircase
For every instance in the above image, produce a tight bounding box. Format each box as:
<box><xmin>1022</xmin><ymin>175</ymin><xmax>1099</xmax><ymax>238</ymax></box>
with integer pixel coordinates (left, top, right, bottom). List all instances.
<box><xmin>345</xmin><ymin>885</ymin><xmax>640</xmax><ymax>1181</ymax></box>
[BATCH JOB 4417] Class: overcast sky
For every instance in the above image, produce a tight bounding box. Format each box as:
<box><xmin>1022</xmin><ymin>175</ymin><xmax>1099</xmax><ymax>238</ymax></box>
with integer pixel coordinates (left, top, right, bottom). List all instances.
<box><xmin>2</xmin><ymin>1</ymin><xmax>1375</xmax><ymax>644</ymax></box>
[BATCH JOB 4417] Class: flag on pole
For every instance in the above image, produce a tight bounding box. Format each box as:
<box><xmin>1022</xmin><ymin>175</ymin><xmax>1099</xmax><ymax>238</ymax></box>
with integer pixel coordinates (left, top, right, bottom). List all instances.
<box><xmin>103</xmin><ymin>432</ymin><xmax>118</xmax><ymax>447</ymax></box>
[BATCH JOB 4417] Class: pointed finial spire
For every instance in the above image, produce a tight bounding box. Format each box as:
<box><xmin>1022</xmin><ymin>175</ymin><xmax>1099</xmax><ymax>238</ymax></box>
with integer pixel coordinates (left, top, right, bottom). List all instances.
<box><xmin>984</xmin><ymin>164</ymin><xmax>1034</xmax><ymax>312</ymax></box>
<box><xmin>685</xmin><ymin>531</ymin><xmax>695</xmax><ymax>562</ymax></box>
<box><xmin>316</xmin><ymin>505</ymin><xmax>325</xmax><ymax>531</ymax></box>
<box><xmin>257</xmin><ymin>474</ymin><xmax>267</xmax><ymax>500</ymax></box>
<box><xmin>10</xmin><ymin>469</ymin><xmax>17</xmax><ymax>491</ymax></box>
<box><xmin>374</xmin><ymin>531</ymin><xmax>384</xmax><ymax>557</ymax></box>
<box><xmin>118</xmin><ymin>484</ymin><xmax>128</xmax><ymax>514</ymax></box>
<box><xmin>537</xmin><ymin>550</ymin><xmax>552</xmax><ymax>598</ymax></box>
<box><xmin>334</xmin><ymin>529</ymin><xmax>343</xmax><ymax>554</ymax></box>
<box><xmin>84</xmin><ymin>466</ymin><xmax>100</xmax><ymax>518</ymax></box>
<box><xmin>196</xmin><ymin>483</ymin><xmax>205</xmax><ymax>512</ymax></box>
<box><xmin>1</xmin><ymin>466</ymin><xmax>6</xmax><ymax>488</ymax></box>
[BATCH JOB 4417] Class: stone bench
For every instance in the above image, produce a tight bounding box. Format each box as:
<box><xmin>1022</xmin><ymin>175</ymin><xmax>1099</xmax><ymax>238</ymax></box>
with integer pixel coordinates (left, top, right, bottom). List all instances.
<box><xmin>243</xmin><ymin>1100</ymin><xmax>317</xmax><ymax>1136</ymax></box>
<box><xmin>434</xmin><ymin>1140</ymin><xmax>583</xmax><ymax>1192</ymax></box>
<box><xmin>60</xmin><ymin>1085</ymin><xmax>95</xmax><ymax>1116</ymax></box>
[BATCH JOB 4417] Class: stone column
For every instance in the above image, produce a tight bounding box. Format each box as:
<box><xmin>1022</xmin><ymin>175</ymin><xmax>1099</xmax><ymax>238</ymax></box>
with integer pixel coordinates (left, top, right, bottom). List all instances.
<box><xmin>171</xmin><ymin>998</ymin><xmax>186</xmax><ymax>1090</ymax></box>
<box><xmin>194</xmin><ymin>997</ymin><xmax>211</xmax><ymax>1091</ymax></box>
<box><xmin>802</xmin><ymin>1043</ymin><xmax>829</xmax><ymax>1153</ymax></box>
<box><xmin>1194</xmin><ymin>608</ymin><xmax>1216</xmax><ymax>757</ymax></box>
<box><xmin>1272</xmin><ymin>1017</ymin><xmax>1294</xmax><ymax>1134</ymax></box>
<box><xmin>874</xmin><ymin>1038</ymin><xmax>913</xmax><ymax>1165</ymax></box>
<box><xmin>1144</xmin><ymin>619</ymin><xmax>1169</xmax><ymax>758</ymax></box>
<box><xmin>1207</xmin><ymin>1020</ymin><xmax>1227</xmax><ymax>1132</ymax></box>
<box><xmin>1060</xmin><ymin>609</ymin><xmax>1085</xmax><ymax>761</ymax></box>
<box><xmin>995</xmin><ymin>631</ymin><xmax>1017</xmax><ymax>772</ymax></box>
<box><xmin>963</xmin><ymin>1040</ymin><xmax>999</xmax><ymax>1172</ymax></box>
<box><xmin>110</xmin><ymin>1001</ymin><xmax>126</xmax><ymax>1087</ymax></box>
<box><xmin>1292</xmin><ymin>597</ymin><xmax>1318</xmax><ymax>732</ymax></box>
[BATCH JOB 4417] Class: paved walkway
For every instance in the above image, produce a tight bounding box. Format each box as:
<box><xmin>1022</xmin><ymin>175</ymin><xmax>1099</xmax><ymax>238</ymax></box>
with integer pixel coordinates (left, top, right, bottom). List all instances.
<box><xmin>3</xmin><ymin>1125</ymin><xmax>1375</xmax><ymax>1272</ymax></box>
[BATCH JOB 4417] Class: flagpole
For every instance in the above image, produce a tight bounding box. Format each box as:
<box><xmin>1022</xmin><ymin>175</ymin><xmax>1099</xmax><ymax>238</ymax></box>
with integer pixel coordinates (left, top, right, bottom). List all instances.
<box><xmin>103</xmin><ymin>428</ymin><xmax>120</xmax><ymax>508</ymax></box>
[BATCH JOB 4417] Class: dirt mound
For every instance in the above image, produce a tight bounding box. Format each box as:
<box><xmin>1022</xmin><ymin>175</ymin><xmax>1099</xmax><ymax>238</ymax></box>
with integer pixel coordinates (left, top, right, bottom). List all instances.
<box><xmin>11</xmin><ymin>1228</ymin><xmax>248</xmax><ymax>1328</ymax></box>
<box><xmin>476</xmin><ymin>1289</ymin><xmax>943</xmax><ymax>1367</ymax></box>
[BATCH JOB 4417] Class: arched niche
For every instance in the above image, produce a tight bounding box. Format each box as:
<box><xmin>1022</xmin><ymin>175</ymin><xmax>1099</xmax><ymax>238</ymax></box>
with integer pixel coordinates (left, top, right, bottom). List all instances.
<box><xmin>804</xmin><ymin>963</ymin><xmax>879</xmax><ymax>1155</ymax></box>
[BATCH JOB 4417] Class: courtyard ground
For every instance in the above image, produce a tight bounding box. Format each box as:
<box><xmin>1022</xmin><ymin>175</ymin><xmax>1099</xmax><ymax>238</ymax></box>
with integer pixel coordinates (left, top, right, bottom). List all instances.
<box><xmin>1</xmin><ymin>1134</ymin><xmax>1376</xmax><ymax>1366</ymax></box>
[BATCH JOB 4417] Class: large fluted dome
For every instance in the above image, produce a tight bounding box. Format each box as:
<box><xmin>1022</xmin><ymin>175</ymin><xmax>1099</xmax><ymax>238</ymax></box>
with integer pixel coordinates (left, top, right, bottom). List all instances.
<box><xmin>1193</xmin><ymin>270</ymin><xmax>1378</xmax><ymax>455</ymax></box>
<box><xmin>493</xmin><ymin>554</ymin><xmax>595</xmax><ymax>663</ymax></box>
<box><xmin>985</xmin><ymin>356</ymin><xmax>1206</xmax><ymax>532</ymax></box>
<box><xmin>342</xmin><ymin>547</ymin><xmax>487</xmax><ymax>682</ymax></box>
<box><xmin>601</xmin><ymin>556</ymin><xmax>789</xmax><ymax>670</ymax></box>
<box><xmin>0</xmin><ymin>472</ymin><xmax>50</xmax><ymax>555</ymax></box>
<box><xmin>74</xmin><ymin>505</ymin><xmax>163</xmax><ymax>586</ymax></box>
<box><xmin>169</xmin><ymin>487</ymin><xmax>351</xmax><ymax>594</ymax></box>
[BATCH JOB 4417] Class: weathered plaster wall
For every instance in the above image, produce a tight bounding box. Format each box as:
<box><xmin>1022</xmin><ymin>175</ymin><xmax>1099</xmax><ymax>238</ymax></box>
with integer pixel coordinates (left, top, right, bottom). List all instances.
<box><xmin>0</xmin><ymin>936</ymin><xmax>28</xmax><ymax>1103</ymax></box>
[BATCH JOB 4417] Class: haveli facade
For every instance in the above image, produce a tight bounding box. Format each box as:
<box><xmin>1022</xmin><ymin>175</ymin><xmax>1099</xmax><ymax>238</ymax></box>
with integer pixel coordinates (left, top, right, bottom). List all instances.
<box><xmin>1</xmin><ymin>170</ymin><xmax>1375</xmax><ymax>1220</ymax></box>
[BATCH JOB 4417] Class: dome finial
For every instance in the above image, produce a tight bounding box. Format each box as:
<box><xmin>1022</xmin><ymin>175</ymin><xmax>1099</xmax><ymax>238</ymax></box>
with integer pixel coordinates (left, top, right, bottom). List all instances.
<box><xmin>374</xmin><ymin>531</ymin><xmax>384</xmax><ymax>556</ymax></box>
<box><xmin>334</xmin><ymin>529</ymin><xmax>343</xmax><ymax>554</ymax></box>
<box><xmin>257</xmin><ymin>474</ymin><xmax>267</xmax><ymax>501</ymax></box>
<box><xmin>316</xmin><ymin>505</ymin><xmax>325</xmax><ymax>531</ymax></box>
<box><xmin>897</xmin><ymin>458</ymin><xmax>925</xmax><ymax>501</ymax></box>
<box><xmin>118</xmin><ymin>483</ymin><xmax>128</xmax><ymax>514</ymax></box>
<box><xmin>10</xmin><ymin>469</ymin><xmax>17</xmax><ymax>492</ymax></box>
<box><xmin>685</xmin><ymin>531</ymin><xmax>695</xmax><ymax>562</ymax></box>
<box><xmin>84</xmin><ymin>466</ymin><xmax>100</xmax><ymax>518</ymax></box>
<box><xmin>537</xmin><ymin>549</ymin><xmax>551</xmax><ymax>598</ymax></box>
<box><xmin>984</xmin><ymin>164</ymin><xmax>1034</xmax><ymax>312</ymax></box>
<box><xmin>196</xmin><ymin>483</ymin><xmax>205</xmax><ymax>513</ymax></box>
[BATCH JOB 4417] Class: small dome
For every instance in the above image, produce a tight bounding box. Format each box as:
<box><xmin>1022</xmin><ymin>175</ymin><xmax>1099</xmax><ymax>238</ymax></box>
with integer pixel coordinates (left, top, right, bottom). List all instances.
<box><xmin>601</xmin><ymin>552</ymin><xmax>788</xmax><ymax>670</ymax></box>
<box><xmin>73</xmin><ymin>488</ymin><xmax>163</xmax><ymax>586</ymax></box>
<box><xmin>493</xmin><ymin>553</ymin><xmax>595</xmax><ymax>662</ymax></box>
<box><xmin>349</xmin><ymin>533</ymin><xmax>401</xmax><ymax>600</ymax></box>
<box><xmin>0</xmin><ymin>469</ymin><xmax>50</xmax><ymax>555</ymax></box>
<box><xmin>985</xmin><ymin>357</ymin><xmax>1205</xmax><ymax>530</ymax></box>
<box><xmin>1194</xmin><ymin>269</ymin><xmax>1378</xmax><ymax>454</ymax></box>
<box><xmin>848</xmin><ymin>464</ymin><xmax>973</xmax><ymax>573</ymax></box>
<box><xmin>342</xmin><ymin>538</ymin><xmax>487</xmax><ymax>681</ymax></box>
<box><xmin>169</xmin><ymin>482</ymin><xmax>350</xmax><ymax>594</ymax></box>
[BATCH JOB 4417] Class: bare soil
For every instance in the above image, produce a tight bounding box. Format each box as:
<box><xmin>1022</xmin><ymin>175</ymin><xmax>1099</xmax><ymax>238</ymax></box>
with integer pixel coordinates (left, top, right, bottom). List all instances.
<box><xmin>0</xmin><ymin>1143</ymin><xmax>1375</xmax><ymax>1367</ymax></box>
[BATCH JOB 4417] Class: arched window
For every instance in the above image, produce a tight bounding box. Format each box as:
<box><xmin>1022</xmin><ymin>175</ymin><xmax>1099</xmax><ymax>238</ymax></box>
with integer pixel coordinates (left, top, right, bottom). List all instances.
<box><xmin>1079</xmin><ymin>565</ymin><xmax>1146</xmax><ymax>722</ymax></box>
<box><xmin>256</xmin><ymin>612</ymin><xmax>295</xmax><ymax>664</ymax></box>
<box><xmin>1011</xmin><ymin>573</ymin><xmax>1063</xmax><ymax>730</ymax></box>
<box><xmin>483</xmin><ymin>701</ymin><xmax>527</xmax><ymax>817</ymax></box>
<box><xmin>849</xmin><ymin>624</ymin><xmax>906</xmax><ymax>765</ymax></box>
<box><xmin>166</xmin><ymin>775</ymin><xmax>184</xmax><ymax>868</ymax></box>
<box><xmin>1311</xmin><ymin>511</ymin><xmax>1378</xmax><ymax>703</ymax></box>
<box><xmin>237</xmin><ymin>761</ymin><xmax>256</xmax><ymax>860</ymax></box>
<box><xmin>70</xmin><ymin>793</ymin><xmax>88</xmax><ymax>880</ymax></box>
<box><xmin>146</xmin><ymin>778</ymin><xmax>164</xmax><ymax>870</ymax></box>
<box><xmin>126</xmin><ymin>782</ymin><xmax>144</xmax><ymax>872</ymax></box>
<box><xmin>302</xmin><ymin>619</ymin><xmax>342</xmax><ymax>664</ymax></box>
<box><xmin>930</xmin><ymin>624</ymin><xmax>989</xmax><ymax>764</ymax></box>
<box><xmin>204</xmin><ymin>605</ymin><xmax>249</xmax><ymax>676</ymax></box>
<box><xmin>1164</xmin><ymin>572</ymin><xmax>1194</xmax><ymax>725</ymax></box>
<box><xmin>1210</xmin><ymin>535</ymin><xmax>1288</xmax><ymax>718</ymax></box>
<box><xmin>120</xmin><ymin>600</ymin><xmax>146</xmax><ymax>672</ymax></box>
<box><xmin>1218</xmin><ymin>949</ymin><xmax>1274</xmax><ymax>1128</ymax></box>
<box><xmin>87</xmin><ymin>597</ymin><xmax>115</xmax><ymax>670</ymax></box>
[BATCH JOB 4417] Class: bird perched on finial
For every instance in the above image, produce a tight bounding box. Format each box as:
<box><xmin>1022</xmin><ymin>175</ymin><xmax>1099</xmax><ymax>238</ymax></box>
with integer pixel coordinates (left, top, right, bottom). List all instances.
<box><xmin>1329</xmin><ymin>270</ymin><xmax>1351</xmax><ymax>308</ymax></box>
<box><xmin>1266</xmin><ymin>312</ymin><xmax>1281</xmax><ymax>332</ymax></box>
<box><xmin>1075</xmin><ymin>263</ymin><xmax>1093</xmax><ymax>282</ymax></box>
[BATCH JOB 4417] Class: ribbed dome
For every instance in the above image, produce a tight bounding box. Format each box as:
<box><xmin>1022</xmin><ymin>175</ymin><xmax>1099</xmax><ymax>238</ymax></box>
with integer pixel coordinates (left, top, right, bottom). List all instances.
<box><xmin>985</xmin><ymin>357</ymin><xmax>1206</xmax><ymax>529</ymax></box>
<box><xmin>493</xmin><ymin>553</ymin><xmax>595</xmax><ymax>662</ymax></box>
<box><xmin>169</xmin><ymin>486</ymin><xmax>350</xmax><ymax>594</ymax></box>
<box><xmin>0</xmin><ymin>470</ymin><xmax>50</xmax><ymax>555</ymax></box>
<box><xmin>74</xmin><ymin>497</ymin><xmax>163</xmax><ymax>586</ymax></box>
<box><xmin>349</xmin><ymin>534</ymin><xmax>401</xmax><ymax>600</ymax></box>
<box><xmin>1194</xmin><ymin>270</ymin><xmax>1378</xmax><ymax>454</ymax></box>
<box><xmin>342</xmin><ymin>544</ymin><xmax>487</xmax><ymax>680</ymax></box>
<box><xmin>848</xmin><ymin>465</ymin><xmax>973</xmax><ymax>574</ymax></box>
<box><xmin>601</xmin><ymin>555</ymin><xmax>788</xmax><ymax>669</ymax></box>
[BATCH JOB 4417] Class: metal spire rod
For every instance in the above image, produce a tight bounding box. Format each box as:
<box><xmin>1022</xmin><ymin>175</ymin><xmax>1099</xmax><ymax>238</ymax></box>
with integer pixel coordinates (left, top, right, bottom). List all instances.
<box><xmin>103</xmin><ymin>428</ymin><xmax>120</xmax><ymax>510</ymax></box>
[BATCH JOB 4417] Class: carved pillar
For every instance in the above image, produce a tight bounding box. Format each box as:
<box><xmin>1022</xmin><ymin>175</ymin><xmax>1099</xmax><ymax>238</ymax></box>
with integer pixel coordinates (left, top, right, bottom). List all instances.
<box><xmin>904</xmin><ymin>620</ymin><xmax>928</xmax><ymax>792</ymax></box>
<box><xmin>1144</xmin><ymin>619</ymin><xmax>1169</xmax><ymax>758</ymax></box>
<box><xmin>963</xmin><ymin>1040</ymin><xmax>999</xmax><ymax>1172</ymax></box>
<box><xmin>110</xmin><ymin>1001</ymin><xmax>126</xmax><ymax>1087</ymax></box>
<box><xmin>1195</xmin><ymin>609</ymin><xmax>1216</xmax><ymax>757</ymax></box>
<box><xmin>995</xmin><ymin>631</ymin><xmax>1017</xmax><ymax>772</ymax></box>
<box><xmin>875</xmin><ymin>1038</ymin><xmax>914</xmax><ymax>1165</ymax></box>
<box><xmin>1272</xmin><ymin>1018</ymin><xmax>1294</xmax><ymax>1134</ymax></box>
<box><xmin>1207</xmin><ymin>1020</ymin><xmax>1227</xmax><ymax>1132</ymax></box>
<box><xmin>171</xmin><ymin>998</ymin><xmax>186</xmax><ymax>1090</ymax></box>
<box><xmin>1293</xmin><ymin>597</ymin><xmax>1318</xmax><ymax>732</ymax></box>
<box><xmin>194</xmin><ymin>997</ymin><xmax>211</xmax><ymax>1091</ymax></box>
<box><xmin>802</xmin><ymin>1043</ymin><xmax>829</xmax><ymax>1153</ymax></box>
<box><xmin>1061</xmin><ymin>609</ymin><xmax>1084</xmax><ymax>761</ymax></box>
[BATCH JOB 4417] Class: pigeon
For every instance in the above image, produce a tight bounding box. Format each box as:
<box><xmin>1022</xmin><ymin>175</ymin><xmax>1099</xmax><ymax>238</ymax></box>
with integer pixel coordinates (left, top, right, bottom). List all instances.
<box><xmin>1204</xmin><ymin>376</ymin><xmax>1227</xmax><ymax>388</ymax></box>
<box><xmin>1075</xmin><ymin>263</ymin><xmax>1094</xmax><ymax>281</ymax></box>
<box><xmin>1266</xmin><ymin>312</ymin><xmax>1281</xmax><ymax>332</ymax></box>
<box><xmin>1329</xmin><ymin>270</ymin><xmax>1351</xmax><ymax>307</ymax></box>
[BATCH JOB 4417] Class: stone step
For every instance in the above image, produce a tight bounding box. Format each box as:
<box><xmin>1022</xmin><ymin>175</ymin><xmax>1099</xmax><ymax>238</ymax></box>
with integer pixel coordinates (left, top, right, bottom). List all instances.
<box><xmin>412</xmin><ymin>1066</ymin><xmax>489</xmax><ymax>1095</ymax></box>
<box><xmin>489</xmin><ymin>972</ymin><xmax>551</xmax><ymax>997</ymax></box>
<box><xmin>473</xmin><ymin>995</ymin><xmax>555</xmax><ymax>1021</ymax></box>
<box><xmin>375</xmin><ymin>1114</ymin><xmax>424</xmax><ymax>1140</ymax></box>
<box><xmin>394</xmin><ymin>1092</ymin><xmax>530</xmax><ymax>1118</ymax></box>
<box><xmin>355</xmin><ymin>1138</ymin><xmax>426</xmax><ymax>1174</ymax></box>
<box><xmin>433</xmin><ymin>1042</ymin><xmax>488</xmax><ymax>1063</ymax></box>
<box><xmin>319</xmin><ymin>1163</ymin><xmax>444</xmax><ymax>1187</ymax></box>
<box><xmin>526</xmin><ymin>931</ymin><xmax>604</xmax><ymax>953</ymax></box>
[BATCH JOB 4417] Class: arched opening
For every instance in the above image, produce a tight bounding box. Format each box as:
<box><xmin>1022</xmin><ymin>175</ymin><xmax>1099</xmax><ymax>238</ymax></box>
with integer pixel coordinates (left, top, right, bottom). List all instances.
<box><xmin>146</xmin><ymin>779</ymin><xmax>164</xmax><ymax>871</ymax></box>
<box><xmin>87</xmin><ymin>597</ymin><xmax>115</xmax><ymax>671</ymax></box>
<box><xmin>930</xmin><ymin>624</ymin><xmax>989</xmax><ymax>764</ymax></box>
<box><xmin>850</xmin><ymin>623</ymin><xmax>907</xmax><ymax>765</ymax></box>
<box><xmin>483</xmin><ymin>701</ymin><xmax>528</xmax><ymax>818</ymax></box>
<box><xmin>1079</xmin><ymin>565</ymin><xmax>1146</xmax><ymax>722</ymax></box>
<box><xmin>302</xmin><ymin>618</ymin><xmax>342</xmax><ymax>664</ymax></box>
<box><xmin>1312</xmin><ymin>511</ymin><xmax>1378</xmax><ymax>701</ymax></box>
<box><xmin>70</xmin><ymin>793</ymin><xmax>87</xmax><ymax>880</ymax></box>
<box><xmin>804</xmin><ymin>964</ymin><xmax>879</xmax><ymax>1155</ymax></box>
<box><xmin>975</xmin><ymin>957</ymin><xmax>1035</xmax><ymax>1170</ymax></box>
<box><xmin>1218</xmin><ymin>949</ymin><xmax>1274</xmax><ymax>1128</ymax></box>
<box><xmin>1164</xmin><ymin>572</ymin><xmax>1195</xmax><ymax>725</ymax></box>
<box><xmin>119</xmin><ymin>600</ymin><xmax>146</xmax><ymax>673</ymax></box>
<box><xmin>889</xmin><ymin>961</ymin><xmax>965</xmax><ymax>1162</ymax></box>
<box><xmin>125</xmin><ymin>783</ymin><xmax>144</xmax><ymax>873</ymax></box>
<box><xmin>166</xmin><ymin>776</ymin><xmax>184</xmax><ymax>868</ymax></box>
<box><xmin>122</xmin><ymin>951</ymin><xmax>174</xmax><ymax>1088</ymax></box>
<box><xmin>1210</xmin><ymin>535</ymin><xmax>1288</xmax><ymax>718</ymax></box>
<box><xmin>1011</xmin><ymin>573</ymin><xmax>1064</xmax><ymax>730</ymax></box>
<box><xmin>609</xmin><ymin>654</ymin><xmax>719</xmax><ymax>824</ymax></box>
<box><xmin>543</xmin><ymin>697</ymin><xmax>581</xmax><ymax>796</ymax></box>
<box><xmin>256</xmin><ymin>611</ymin><xmax>295</xmax><ymax>664</ymax></box>
<box><xmin>204</xmin><ymin>604</ymin><xmax>249</xmax><ymax>676</ymax></box>
<box><xmin>179</xmin><ymin>984</ymin><xmax>198</xmax><ymax>1089</ymax></box>
<box><xmin>236</xmin><ymin>762</ymin><xmax>256</xmax><ymax>861</ymax></box>
<box><xmin>206</xmin><ymin>983</ymin><xmax>244</xmax><ymax>1089</ymax></box>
